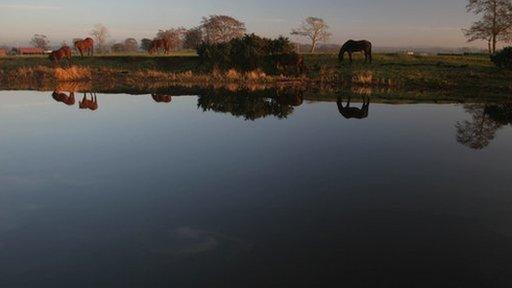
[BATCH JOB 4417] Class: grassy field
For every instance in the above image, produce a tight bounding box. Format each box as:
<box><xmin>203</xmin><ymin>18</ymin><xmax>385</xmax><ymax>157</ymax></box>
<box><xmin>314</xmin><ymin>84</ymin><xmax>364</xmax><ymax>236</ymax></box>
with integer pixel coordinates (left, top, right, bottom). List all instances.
<box><xmin>0</xmin><ymin>52</ymin><xmax>510</xmax><ymax>97</ymax></box>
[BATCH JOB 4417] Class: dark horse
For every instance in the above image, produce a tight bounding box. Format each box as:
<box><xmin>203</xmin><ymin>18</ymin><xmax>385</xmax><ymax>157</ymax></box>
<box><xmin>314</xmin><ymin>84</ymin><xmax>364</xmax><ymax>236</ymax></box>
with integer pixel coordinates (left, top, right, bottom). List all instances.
<box><xmin>337</xmin><ymin>95</ymin><xmax>370</xmax><ymax>119</ymax></box>
<box><xmin>339</xmin><ymin>40</ymin><xmax>372</xmax><ymax>63</ymax></box>
<box><xmin>149</xmin><ymin>39</ymin><xmax>170</xmax><ymax>54</ymax></box>
<box><xmin>74</xmin><ymin>38</ymin><xmax>94</xmax><ymax>57</ymax></box>
<box><xmin>49</xmin><ymin>46</ymin><xmax>72</xmax><ymax>66</ymax></box>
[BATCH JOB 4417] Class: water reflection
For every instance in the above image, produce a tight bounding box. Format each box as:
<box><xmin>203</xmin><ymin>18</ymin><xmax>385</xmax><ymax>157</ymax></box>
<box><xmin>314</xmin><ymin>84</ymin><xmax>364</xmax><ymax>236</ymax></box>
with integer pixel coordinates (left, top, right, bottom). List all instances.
<box><xmin>51</xmin><ymin>91</ymin><xmax>99</xmax><ymax>111</ymax></box>
<box><xmin>456</xmin><ymin>102</ymin><xmax>512</xmax><ymax>150</ymax></box>
<box><xmin>152</xmin><ymin>94</ymin><xmax>172</xmax><ymax>103</ymax></box>
<box><xmin>197</xmin><ymin>87</ymin><xmax>304</xmax><ymax>120</ymax></box>
<box><xmin>79</xmin><ymin>93</ymin><xmax>98</xmax><ymax>111</ymax></box>
<box><xmin>337</xmin><ymin>95</ymin><xmax>370</xmax><ymax>120</ymax></box>
<box><xmin>52</xmin><ymin>91</ymin><xmax>75</xmax><ymax>106</ymax></box>
<box><xmin>47</xmin><ymin>89</ymin><xmax>512</xmax><ymax>150</ymax></box>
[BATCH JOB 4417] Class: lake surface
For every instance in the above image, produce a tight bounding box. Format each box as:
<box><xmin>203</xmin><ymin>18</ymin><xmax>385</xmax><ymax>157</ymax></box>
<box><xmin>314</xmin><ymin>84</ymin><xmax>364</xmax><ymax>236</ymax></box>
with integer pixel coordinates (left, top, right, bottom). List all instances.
<box><xmin>1</xmin><ymin>90</ymin><xmax>512</xmax><ymax>287</ymax></box>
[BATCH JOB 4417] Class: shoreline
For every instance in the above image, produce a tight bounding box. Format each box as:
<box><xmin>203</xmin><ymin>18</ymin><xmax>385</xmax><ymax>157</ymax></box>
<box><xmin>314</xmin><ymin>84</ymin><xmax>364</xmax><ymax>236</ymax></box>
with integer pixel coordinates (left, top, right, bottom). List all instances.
<box><xmin>1</xmin><ymin>53</ymin><xmax>511</xmax><ymax>99</ymax></box>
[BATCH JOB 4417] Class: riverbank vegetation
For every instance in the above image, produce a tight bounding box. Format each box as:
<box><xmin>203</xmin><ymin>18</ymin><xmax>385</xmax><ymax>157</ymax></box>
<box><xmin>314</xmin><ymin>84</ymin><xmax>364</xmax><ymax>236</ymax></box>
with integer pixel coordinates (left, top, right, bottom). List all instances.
<box><xmin>1</xmin><ymin>52</ymin><xmax>510</xmax><ymax>95</ymax></box>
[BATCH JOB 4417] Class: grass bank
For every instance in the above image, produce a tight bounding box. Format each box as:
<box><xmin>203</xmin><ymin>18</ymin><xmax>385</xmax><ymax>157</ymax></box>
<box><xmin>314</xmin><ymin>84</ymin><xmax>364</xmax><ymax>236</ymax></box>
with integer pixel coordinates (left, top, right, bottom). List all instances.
<box><xmin>0</xmin><ymin>53</ymin><xmax>510</xmax><ymax>94</ymax></box>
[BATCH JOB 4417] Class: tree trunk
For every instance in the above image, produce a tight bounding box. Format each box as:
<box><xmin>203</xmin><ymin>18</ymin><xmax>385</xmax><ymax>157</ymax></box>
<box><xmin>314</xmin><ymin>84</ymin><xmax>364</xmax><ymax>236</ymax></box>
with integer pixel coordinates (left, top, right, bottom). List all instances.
<box><xmin>492</xmin><ymin>34</ymin><xmax>497</xmax><ymax>54</ymax></box>
<box><xmin>310</xmin><ymin>40</ymin><xmax>317</xmax><ymax>53</ymax></box>
<box><xmin>488</xmin><ymin>39</ymin><xmax>492</xmax><ymax>54</ymax></box>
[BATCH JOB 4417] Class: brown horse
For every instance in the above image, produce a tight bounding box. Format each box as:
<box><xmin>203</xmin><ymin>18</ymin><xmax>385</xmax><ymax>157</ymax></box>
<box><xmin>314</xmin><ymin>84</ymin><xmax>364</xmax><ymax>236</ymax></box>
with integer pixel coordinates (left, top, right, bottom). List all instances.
<box><xmin>149</xmin><ymin>39</ymin><xmax>170</xmax><ymax>54</ymax></box>
<box><xmin>79</xmin><ymin>93</ymin><xmax>98</xmax><ymax>111</ymax></box>
<box><xmin>74</xmin><ymin>38</ymin><xmax>94</xmax><ymax>57</ymax></box>
<box><xmin>52</xmin><ymin>91</ymin><xmax>75</xmax><ymax>106</ymax></box>
<box><xmin>275</xmin><ymin>53</ymin><xmax>306</xmax><ymax>75</ymax></box>
<box><xmin>339</xmin><ymin>40</ymin><xmax>372</xmax><ymax>63</ymax></box>
<box><xmin>49</xmin><ymin>46</ymin><xmax>72</xmax><ymax>66</ymax></box>
<box><xmin>337</xmin><ymin>96</ymin><xmax>370</xmax><ymax>119</ymax></box>
<box><xmin>151</xmin><ymin>94</ymin><xmax>172</xmax><ymax>103</ymax></box>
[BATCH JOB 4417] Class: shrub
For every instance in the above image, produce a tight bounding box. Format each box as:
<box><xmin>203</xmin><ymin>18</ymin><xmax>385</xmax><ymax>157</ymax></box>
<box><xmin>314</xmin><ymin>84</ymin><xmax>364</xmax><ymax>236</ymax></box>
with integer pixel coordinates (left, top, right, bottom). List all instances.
<box><xmin>491</xmin><ymin>47</ymin><xmax>512</xmax><ymax>69</ymax></box>
<box><xmin>197</xmin><ymin>34</ymin><xmax>297</xmax><ymax>72</ymax></box>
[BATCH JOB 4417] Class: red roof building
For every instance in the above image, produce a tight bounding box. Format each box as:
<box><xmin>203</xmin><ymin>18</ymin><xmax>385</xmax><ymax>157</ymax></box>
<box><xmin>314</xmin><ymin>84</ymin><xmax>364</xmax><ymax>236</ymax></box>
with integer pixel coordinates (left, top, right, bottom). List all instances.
<box><xmin>14</xmin><ymin>47</ymin><xmax>45</xmax><ymax>55</ymax></box>
<box><xmin>0</xmin><ymin>49</ymin><xmax>6</xmax><ymax>56</ymax></box>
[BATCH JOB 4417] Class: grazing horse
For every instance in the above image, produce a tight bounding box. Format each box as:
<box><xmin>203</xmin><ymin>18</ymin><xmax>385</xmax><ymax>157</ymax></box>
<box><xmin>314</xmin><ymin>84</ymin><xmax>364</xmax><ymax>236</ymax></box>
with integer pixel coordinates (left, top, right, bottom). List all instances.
<box><xmin>49</xmin><ymin>46</ymin><xmax>72</xmax><ymax>66</ymax></box>
<box><xmin>74</xmin><ymin>38</ymin><xmax>94</xmax><ymax>57</ymax></box>
<box><xmin>337</xmin><ymin>96</ymin><xmax>370</xmax><ymax>119</ymax></box>
<box><xmin>79</xmin><ymin>93</ymin><xmax>98</xmax><ymax>111</ymax></box>
<box><xmin>151</xmin><ymin>94</ymin><xmax>172</xmax><ymax>103</ymax></box>
<box><xmin>339</xmin><ymin>40</ymin><xmax>372</xmax><ymax>64</ymax></box>
<box><xmin>52</xmin><ymin>91</ymin><xmax>75</xmax><ymax>106</ymax></box>
<box><xmin>274</xmin><ymin>53</ymin><xmax>306</xmax><ymax>75</ymax></box>
<box><xmin>149</xmin><ymin>39</ymin><xmax>170</xmax><ymax>54</ymax></box>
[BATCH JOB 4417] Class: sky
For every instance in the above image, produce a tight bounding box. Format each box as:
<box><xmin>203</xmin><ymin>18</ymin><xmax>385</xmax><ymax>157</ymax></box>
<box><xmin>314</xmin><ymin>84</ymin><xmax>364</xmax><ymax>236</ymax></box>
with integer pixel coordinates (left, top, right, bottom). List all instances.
<box><xmin>0</xmin><ymin>0</ymin><xmax>483</xmax><ymax>48</ymax></box>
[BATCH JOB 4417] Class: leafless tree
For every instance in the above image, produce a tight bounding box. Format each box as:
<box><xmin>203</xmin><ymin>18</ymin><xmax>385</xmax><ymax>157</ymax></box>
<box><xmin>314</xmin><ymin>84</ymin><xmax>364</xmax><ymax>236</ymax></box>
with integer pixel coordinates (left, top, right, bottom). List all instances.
<box><xmin>183</xmin><ymin>27</ymin><xmax>203</xmax><ymax>49</ymax></box>
<box><xmin>157</xmin><ymin>28</ymin><xmax>187</xmax><ymax>51</ymax></box>
<box><xmin>201</xmin><ymin>15</ymin><xmax>246</xmax><ymax>43</ymax></box>
<box><xmin>291</xmin><ymin>17</ymin><xmax>331</xmax><ymax>53</ymax></box>
<box><xmin>31</xmin><ymin>34</ymin><xmax>50</xmax><ymax>50</ymax></box>
<box><xmin>464</xmin><ymin>0</ymin><xmax>512</xmax><ymax>53</ymax></box>
<box><xmin>91</xmin><ymin>24</ymin><xmax>110</xmax><ymax>53</ymax></box>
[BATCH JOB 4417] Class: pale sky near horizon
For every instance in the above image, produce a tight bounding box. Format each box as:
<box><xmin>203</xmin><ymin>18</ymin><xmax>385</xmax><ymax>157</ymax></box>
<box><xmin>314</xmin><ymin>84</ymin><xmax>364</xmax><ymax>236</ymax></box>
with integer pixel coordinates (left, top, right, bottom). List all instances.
<box><xmin>0</xmin><ymin>0</ymin><xmax>484</xmax><ymax>48</ymax></box>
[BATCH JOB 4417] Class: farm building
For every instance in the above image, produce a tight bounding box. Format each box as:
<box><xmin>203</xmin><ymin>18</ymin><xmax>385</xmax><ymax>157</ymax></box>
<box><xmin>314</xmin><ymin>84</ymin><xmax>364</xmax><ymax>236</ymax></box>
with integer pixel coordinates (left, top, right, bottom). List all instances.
<box><xmin>11</xmin><ymin>47</ymin><xmax>45</xmax><ymax>55</ymax></box>
<box><xmin>0</xmin><ymin>49</ymin><xmax>6</xmax><ymax>56</ymax></box>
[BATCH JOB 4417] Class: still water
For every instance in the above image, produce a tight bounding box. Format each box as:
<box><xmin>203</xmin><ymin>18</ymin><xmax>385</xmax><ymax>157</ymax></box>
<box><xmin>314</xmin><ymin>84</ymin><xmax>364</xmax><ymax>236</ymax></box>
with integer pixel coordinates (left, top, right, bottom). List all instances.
<box><xmin>1</xmin><ymin>90</ymin><xmax>512</xmax><ymax>287</ymax></box>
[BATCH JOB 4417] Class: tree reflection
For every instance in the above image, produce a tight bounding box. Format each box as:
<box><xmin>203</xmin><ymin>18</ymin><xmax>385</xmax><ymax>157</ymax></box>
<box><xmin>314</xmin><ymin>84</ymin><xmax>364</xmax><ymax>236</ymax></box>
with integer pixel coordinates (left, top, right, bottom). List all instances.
<box><xmin>197</xmin><ymin>88</ymin><xmax>304</xmax><ymax>120</ymax></box>
<box><xmin>456</xmin><ymin>103</ymin><xmax>512</xmax><ymax>150</ymax></box>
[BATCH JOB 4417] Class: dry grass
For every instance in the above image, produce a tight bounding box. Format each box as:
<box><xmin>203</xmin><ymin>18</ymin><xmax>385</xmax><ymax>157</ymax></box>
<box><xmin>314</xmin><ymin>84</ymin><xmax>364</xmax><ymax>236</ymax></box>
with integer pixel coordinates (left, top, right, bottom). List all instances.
<box><xmin>54</xmin><ymin>66</ymin><xmax>92</xmax><ymax>81</ymax></box>
<box><xmin>352</xmin><ymin>71</ymin><xmax>374</xmax><ymax>85</ymax></box>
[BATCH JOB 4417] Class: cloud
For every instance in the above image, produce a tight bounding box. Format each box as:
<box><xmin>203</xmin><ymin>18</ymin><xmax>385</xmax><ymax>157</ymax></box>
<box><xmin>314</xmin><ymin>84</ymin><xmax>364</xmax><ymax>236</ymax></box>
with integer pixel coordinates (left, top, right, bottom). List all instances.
<box><xmin>0</xmin><ymin>4</ymin><xmax>62</xmax><ymax>11</ymax></box>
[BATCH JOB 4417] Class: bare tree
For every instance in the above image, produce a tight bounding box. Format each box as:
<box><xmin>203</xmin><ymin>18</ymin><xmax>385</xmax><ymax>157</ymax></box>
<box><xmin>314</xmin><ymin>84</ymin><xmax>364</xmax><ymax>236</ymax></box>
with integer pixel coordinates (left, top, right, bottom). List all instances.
<box><xmin>91</xmin><ymin>24</ymin><xmax>110</xmax><ymax>53</ymax></box>
<box><xmin>124</xmin><ymin>38</ymin><xmax>139</xmax><ymax>52</ymax></box>
<box><xmin>464</xmin><ymin>0</ymin><xmax>512</xmax><ymax>53</ymax></box>
<box><xmin>183</xmin><ymin>27</ymin><xmax>203</xmax><ymax>49</ymax></box>
<box><xmin>157</xmin><ymin>28</ymin><xmax>187</xmax><ymax>51</ymax></box>
<box><xmin>291</xmin><ymin>17</ymin><xmax>331</xmax><ymax>53</ymax></box>
<box><xmin>31</xmin><ymin>34</ymin><xmax>50</xmax><ymax>50</ymax></box>
<box><xmin>201</xmin><ymin>15</ymin><xmax>246</xmax><ymax>43</ymax></box>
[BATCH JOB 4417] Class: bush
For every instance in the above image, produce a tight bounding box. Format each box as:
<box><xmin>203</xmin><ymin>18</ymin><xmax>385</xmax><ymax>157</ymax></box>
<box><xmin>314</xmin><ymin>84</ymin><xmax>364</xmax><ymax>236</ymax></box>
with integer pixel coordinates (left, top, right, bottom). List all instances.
<box><xmin>197</xmin><ymin>34</ymin><xmax>296</xmax><ymax>72</ymax></box>
<box><xmin>491</xmin><ymin>47</ymin><xmax>512</xmax><ymax>69</ymax></box>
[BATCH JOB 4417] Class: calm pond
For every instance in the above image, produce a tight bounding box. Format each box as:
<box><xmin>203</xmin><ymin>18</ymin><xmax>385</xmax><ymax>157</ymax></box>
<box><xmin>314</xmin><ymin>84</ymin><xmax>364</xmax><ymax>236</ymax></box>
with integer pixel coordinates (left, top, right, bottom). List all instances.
<box><xmin>1</xmin><ymin>90</ymin><xmax>512</xmax><ymax>287</ymax></box>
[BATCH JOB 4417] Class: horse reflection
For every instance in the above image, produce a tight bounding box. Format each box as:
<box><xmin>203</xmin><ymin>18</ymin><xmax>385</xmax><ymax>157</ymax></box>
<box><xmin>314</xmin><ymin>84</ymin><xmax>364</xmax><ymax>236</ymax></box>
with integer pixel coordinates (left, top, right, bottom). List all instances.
<box><xmin>52</xmin><ymin>91</ymin><xmax>75</xmax><ymax>106</ymax></box>
<box><xmin>79</xmin><ymin>93</ymin><xmax>98</xmax><ymax>111</ymax></box>
<box><xmin>152</xmin><ymin>94</ymin><xmax>172</xmax><ymax>103</ymax></box>
<box><xmin>337</xmin><ymin>96</ymin><xmax>370</xmax><ymax>119</ymax></box>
